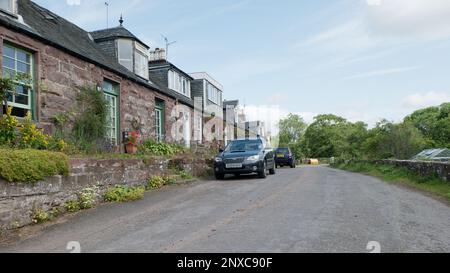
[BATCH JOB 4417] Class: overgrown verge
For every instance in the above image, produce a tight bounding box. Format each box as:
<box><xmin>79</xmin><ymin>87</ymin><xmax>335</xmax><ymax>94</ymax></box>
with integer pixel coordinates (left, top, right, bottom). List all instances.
<box><xmin>333</xmin><ymin>161</ymin><xmax>450</xmax><ymax>202</ymax></box>
<box><xmin>0</xmin><ymin>148</ymin><xmax>69</xmax><ymax>183</ymax></box>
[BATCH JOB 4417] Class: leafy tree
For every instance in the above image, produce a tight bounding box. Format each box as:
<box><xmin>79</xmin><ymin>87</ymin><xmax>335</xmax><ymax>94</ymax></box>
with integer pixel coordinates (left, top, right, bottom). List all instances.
<box><xmin>278</xmin><ymin>114</ymin><xmax>307</xmax><ymax>145</ymax></box>
<box><xmin>302</xmin><ymin>114</ymin><xmax>353</xmax><ymax>158</ymax></box>
<box><xmin>362</xmin><ymin>121</ymin><xmax>427</xmax><ymax>160</ymax></box>
<box><xmin>277</xmin><ymin>114</ymin><xmax>307</xmax><ymax>158</ymax></box>
<box><xmin>405</xmin><ymin>103</ymin><xmax>450</xmax><ymax>147</ymax></box>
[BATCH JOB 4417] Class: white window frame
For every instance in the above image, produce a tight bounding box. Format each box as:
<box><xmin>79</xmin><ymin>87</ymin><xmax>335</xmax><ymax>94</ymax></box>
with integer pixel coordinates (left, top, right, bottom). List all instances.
<box><xmin>117</xmin><ymin>39</ymin><xmax>133</xmax><ymax>71</ymax></box>
<box><xmin>168</xmin><ymin>70</ymin><xmax>191</xmax><ymax>98</ymax></box>
<box><xmin>134</xmin><ymin>42</ymin><xmax>149</xmax><ymax>80</ymax></box>
<box><xmin>2</xmin><ymin>43</ymin><xmax>34</xmax><ymax>117</ymax></box>
<box><xmin>0</xmin><ymin>0</ymin><xmax>16</xmax><ymax>15</ymax></box>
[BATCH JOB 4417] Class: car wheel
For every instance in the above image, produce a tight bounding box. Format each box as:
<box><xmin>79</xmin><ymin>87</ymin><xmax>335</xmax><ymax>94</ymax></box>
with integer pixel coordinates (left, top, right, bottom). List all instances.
<box><xmin>258</xmin><ymin>161</ymin><xmax>267</xmax><ymax>179</ymax></box>
<box><xmin>269</xmin><ymin>165</ymin><xmax>276</xmax><ymax>175</ymax></box>
<box><xmin>215</xmin><ymin>173</ymin><xmax>225</xmax><ymax>180</ymax></box>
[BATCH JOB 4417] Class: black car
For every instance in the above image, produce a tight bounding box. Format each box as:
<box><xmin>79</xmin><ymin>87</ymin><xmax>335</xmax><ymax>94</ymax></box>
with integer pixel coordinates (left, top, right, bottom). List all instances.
<box><xmin>214</xmin><ymin>138</ymin><xmax>276</xmax><ymax>180</ymax></box>
<box><xmin>275</xmin><ymin>147</ymin><xmax>296</xmax><ymax>168</ymax></box>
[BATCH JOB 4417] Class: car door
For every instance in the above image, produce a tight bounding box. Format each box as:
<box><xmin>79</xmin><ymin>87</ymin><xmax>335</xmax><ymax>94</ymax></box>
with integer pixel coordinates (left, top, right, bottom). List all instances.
<box><xmin>264</xmin><ymin>144</ymin><xmax>275</xmax><ymax>168</ymax></box>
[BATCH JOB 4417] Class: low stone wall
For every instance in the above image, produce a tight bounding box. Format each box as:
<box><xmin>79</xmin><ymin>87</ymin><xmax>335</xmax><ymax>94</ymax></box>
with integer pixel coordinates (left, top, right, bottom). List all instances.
<box><xmin>376</xmin><ymin>160</ymin><xmax>450</xmax><ymax>182</ymax></box>
<box><xmin>0</xmin><ymin>157</ymin><xmax>213</xmax><ymax>231</ymax></box>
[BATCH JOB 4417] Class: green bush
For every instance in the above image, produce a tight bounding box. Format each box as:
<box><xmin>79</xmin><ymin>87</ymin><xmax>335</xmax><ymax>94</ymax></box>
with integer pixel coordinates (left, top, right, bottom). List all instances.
<box><xmin>0</xmin><ymin>149</ymin><xmax>69</xmax><ymax>183</ymax></box>
<box><xmin>139</xmin><ymin>139</ymin><xmax>184</xmax><ymax>156</ymax></box>
<box><xmin>104</xmin><ymin>185</ymin><xmax>145</xmax><ymax>202</ymax></box>
<box><xmin>0</xmin><ymin>106</ymin><xmax>18</xmax><ymax>146</ymax></box>
<box><xmin>79</xmin><ymin>186</ymin><xmax>99</xmax><ymax>209</ymax></box>
<box><xmin>147</xmin><ymin>176</ymin><xmax>165</xmax><ymax>190</ymax></box>
<box><xmin>179</xmin><ymin>170</ymin><xmax>194</xmax><ymax>180</ymax></box>
<box><xmin>72</xmin><ymin>86</ymin><xmax>108</xmax><ymax>153</ymax></box>
<box><xmin>31</xmin><ymin>208</ymin><xmax>49</xmax><ymax>224</ymax></box>
<box><xmin>65</xmin><ymin>200</ymin><xmax>81</xmax><ymax>213</ymax></box>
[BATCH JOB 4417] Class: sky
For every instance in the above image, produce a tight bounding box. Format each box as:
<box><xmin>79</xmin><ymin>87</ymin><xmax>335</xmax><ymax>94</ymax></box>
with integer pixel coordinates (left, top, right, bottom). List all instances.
<box><xmin>34</xmin><ymin>0</ymin><xmax>450</xmax><ymax>131</ymax></box>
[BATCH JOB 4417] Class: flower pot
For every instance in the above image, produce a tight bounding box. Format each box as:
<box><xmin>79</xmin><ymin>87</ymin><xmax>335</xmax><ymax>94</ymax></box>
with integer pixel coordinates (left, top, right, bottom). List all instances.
<box><xmin>125</xmin><ymin>143</ymin><xmax>137</xmax><ymax>154</ymax></box>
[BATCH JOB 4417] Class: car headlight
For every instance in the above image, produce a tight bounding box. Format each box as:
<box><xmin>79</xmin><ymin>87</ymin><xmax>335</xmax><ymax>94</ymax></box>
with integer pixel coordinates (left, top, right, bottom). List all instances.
<box><xmin>215</xmin><ymin>157</ymin><xmax>223</xmax><ymax>163</ymax></box>
<box><xmin>246</xmin><ymin>155</ymin><xmax>260</xmax><ymax>162</ymax></box>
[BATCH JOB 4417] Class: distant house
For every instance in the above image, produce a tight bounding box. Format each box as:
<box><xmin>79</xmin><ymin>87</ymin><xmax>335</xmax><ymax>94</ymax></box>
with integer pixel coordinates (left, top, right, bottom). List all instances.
<box><xmin>189</xmin><ymin>72</ymin><xmax>224</xmax><ymax>144</ymax></box>
<box><xmin>147</xmin><ymin>48</ymin><xmax>195</xmax><ymax>146</ymax></box>
<box><xmin>0</xmin><ymin>0</ymin><xmax>187</xmax><ymax>148</ymax></box>
<box><xmin>223</xmin><ymin>100</ymin><xmax>248</xmax><ymax>145</ymax></box>
<box><xmin>413</xmin><ymin>149</ymin><xmax>450</xmax><ymax>162</ymax></box>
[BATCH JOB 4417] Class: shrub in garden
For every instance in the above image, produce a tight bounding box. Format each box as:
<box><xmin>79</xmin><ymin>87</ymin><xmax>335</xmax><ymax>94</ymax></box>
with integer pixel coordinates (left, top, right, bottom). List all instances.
<box><xmin>139</xmin><ymin>139</ymin><xmax>184</xmax><ymax>156</ymax></box>
<box><xmin>179</xmin><ymin>170</ymin><xmax>194</xmax><ymax>180</ymax></box>
<box><xmin>104</xmin><ymin>185</ymin><xmax>145</xmax><ymax>202</ymax></box>
<box><xmin>18</xmin><ymin>112</ymin><xmax>49</xmax><ymax>149</ymax></box>
<box><xmin>0</xmin><ymin>149</ymin><xmax>69</xmax><ymax>183</ymax></box>
<box><xmin>0</xmin><ymin>106</ymin><xmax>18</xmax><ymax>146</ymax></box>
<box><xmin>65</xmin><ymin>200</ymin><xmax>81</xmax><ymax>213</ymax></box>
<box><xmin>147</xmin><ymin>176</ymin><xmax>165</xmax><ymax>190</ymax></box>
<box><xmin>79</xmin><ymin>186</ymin><xmax>99</xmax><ymax>209</ymax></box>
<box><xmin>31</xmin><ymin>208</ymin><xmax>49</xmax><ymax>224</ymax></box>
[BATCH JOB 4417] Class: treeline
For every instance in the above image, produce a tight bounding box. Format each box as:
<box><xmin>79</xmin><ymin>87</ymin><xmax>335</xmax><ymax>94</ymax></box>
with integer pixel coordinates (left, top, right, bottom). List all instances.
<box><xmin>277</xmin><ymin>103</ymin><xmax>450</xmax><ymax>160</ymax></box>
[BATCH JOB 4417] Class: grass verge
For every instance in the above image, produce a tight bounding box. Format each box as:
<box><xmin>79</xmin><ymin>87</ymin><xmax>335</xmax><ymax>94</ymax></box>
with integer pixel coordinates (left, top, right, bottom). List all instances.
<box><xmin>333</xmin><ymin>162</ymin><xmax>450</xmax><ymax>203</ymax></box>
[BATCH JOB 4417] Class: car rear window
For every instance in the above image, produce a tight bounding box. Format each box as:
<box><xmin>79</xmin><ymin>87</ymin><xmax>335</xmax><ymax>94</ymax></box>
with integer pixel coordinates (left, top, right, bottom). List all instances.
<box><xmin>276</xmin><ymin>148</ymin><xmax>289</xmax><ymax>154</ymax></box>
<box><xmin>225</xmin><ymin>140</ymin><xmax>263</xmax><ymax>152</ymax></box>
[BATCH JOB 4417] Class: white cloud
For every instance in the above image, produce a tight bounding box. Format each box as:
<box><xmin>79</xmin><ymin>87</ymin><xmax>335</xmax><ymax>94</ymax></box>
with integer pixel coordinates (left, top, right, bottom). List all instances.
<box><xmin>402</xmin><ymin>91</ymin><xmax>450</xmax><ymax>109</ymax></box>
<box><xmin>367</xmin><ymin>0</ymin><xmax>450</xmax><ymax>40</ymax></box>
<box><xmin>343</xmin><ymin>66</ymin><xmax>420</xmax><ymax>80</ymax></box>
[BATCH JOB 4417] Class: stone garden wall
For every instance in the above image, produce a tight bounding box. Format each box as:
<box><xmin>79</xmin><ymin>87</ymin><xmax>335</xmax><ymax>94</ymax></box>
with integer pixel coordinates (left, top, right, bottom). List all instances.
<box><xmin>0</xmin><ymin>157</ymin><xmax>213</xmax><ymax>231</ymax></box>
<box><xmin>376</xmin><ymin>160</ymin><xmax>450</xmax><ymax>182</ymax></box>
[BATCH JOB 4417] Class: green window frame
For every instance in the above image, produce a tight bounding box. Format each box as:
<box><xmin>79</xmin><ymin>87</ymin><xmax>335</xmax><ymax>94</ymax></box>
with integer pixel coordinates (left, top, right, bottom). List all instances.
<box><xmin>1</xmin><ymin>43</ymin><xmax>34</xmax><ymax>118</ymax></box>
<box><xmin>155</xmin><ymin>100</ymin><xmax>165</xmax><ymax>142</ymax></box>
<box><xmin>103</xmin><ymin>80</ymin><xmax>120</xmax><ymax>145</ymax></box>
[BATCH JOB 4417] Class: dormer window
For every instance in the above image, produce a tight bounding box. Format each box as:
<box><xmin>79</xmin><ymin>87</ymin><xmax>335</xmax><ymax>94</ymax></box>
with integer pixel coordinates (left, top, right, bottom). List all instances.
<box><xmin>168</xmin><ymin>70</ymin><xmax>191</xmax><ymax>97</ymax></box>
<box><xmin>117</xmin><ymin>38</ymin><xmax>148</xmax><ymax>80</ymax></box>
<box><xmin>0</xmin><ymin>0</ymin><xmax>16</xmax><ymax>15</ymax></box>
<box><xmin>117</xmin><ymin>39</ymin><xmax>133</xmax><ymax>71</ymax></box>
<box><xmin>134</xmin><ymin>43</ymin><xmax>149</xmax><ymax>79</ymax></box>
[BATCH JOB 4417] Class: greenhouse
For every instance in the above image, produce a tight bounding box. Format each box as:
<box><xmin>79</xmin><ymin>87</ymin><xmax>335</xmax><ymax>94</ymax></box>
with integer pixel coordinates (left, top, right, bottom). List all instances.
<box><xmin>413</xmin><ymin>149</ymin><xmax>450</xmax><ymax>162</ymax></box>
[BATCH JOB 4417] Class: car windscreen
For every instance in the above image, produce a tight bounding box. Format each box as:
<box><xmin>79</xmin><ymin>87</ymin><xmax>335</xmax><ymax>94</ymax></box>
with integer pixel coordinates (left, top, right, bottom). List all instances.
<box><xmin>276</xmin><ymin>148</ymin><xmax>289</xmax><ymax>154</ymax></box>
<box><xmin>225</xmin><ymin>140</ymin><xmax>263</xmax><ymax>152</ymax></box>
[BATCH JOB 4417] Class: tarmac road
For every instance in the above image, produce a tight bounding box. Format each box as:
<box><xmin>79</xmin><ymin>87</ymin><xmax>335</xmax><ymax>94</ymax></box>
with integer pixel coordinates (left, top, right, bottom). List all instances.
<box><xmin>1</xmin><ymin>165</ymin><xmax>450</xmax><ymax>253</ymax></box>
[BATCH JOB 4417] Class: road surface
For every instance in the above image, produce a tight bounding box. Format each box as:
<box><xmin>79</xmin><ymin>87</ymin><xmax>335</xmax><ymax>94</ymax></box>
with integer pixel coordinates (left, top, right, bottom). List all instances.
<box><xmin>1</xmin><ymin>166</ymin><xmax>450</xmax><ymax>253</ymax></box>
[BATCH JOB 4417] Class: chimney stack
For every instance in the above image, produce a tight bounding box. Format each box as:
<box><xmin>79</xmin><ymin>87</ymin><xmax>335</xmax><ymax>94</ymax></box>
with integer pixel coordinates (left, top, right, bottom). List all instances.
<box><xmin>149</xmin><ymin>48</ymin><xmax>166</xmax><ymax>61</ymax></box>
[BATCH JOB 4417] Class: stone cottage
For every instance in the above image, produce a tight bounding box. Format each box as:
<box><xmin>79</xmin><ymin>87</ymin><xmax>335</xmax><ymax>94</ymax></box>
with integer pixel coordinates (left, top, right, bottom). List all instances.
<box><xmin>0</xmin><ymin>0</ymin><xmax>192</xmax><ymax>148</ymax></box>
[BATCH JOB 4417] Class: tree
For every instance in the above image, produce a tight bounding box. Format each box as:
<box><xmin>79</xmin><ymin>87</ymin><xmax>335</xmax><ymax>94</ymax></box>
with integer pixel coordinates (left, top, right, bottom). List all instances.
<box><xmin>302</xmin><ymin>114</ymin><xmax>353</xmax><ymax>158</ymax></box>
<box><xmin>362</xmin><ymin>121</ymin><xmax>427</xmax><ymax>160</ymax></box>
<box><xmin>405</xmin><ymin>103</ymin><xmax>450</xmax><ymax>147</ymax></box>
<box><xmin>277</xmin><ymin>114</ymin><xmax>307</xmax><ymax>158</ymax></box>
<box><xmin>278</xmin><ymin>114</ymin><xmax>307</xmax><ymax>145</ymax></box>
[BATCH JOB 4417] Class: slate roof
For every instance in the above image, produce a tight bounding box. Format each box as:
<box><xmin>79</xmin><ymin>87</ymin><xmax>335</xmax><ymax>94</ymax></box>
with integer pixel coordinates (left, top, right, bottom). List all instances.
<box><xmin>148</xmin><ymin>73</ymin><xmax>194</xmax><ymax>107</ymax></box>
<box><xmin>148</xmin><ymin>60</ymin><xmax>194</xmax><ymax>80</ymax></box>
<box><xmin>90</xmin><ymin>26</ymin><xmax>149</xmax><ymax>48</ymax></box>
<box><xmin>0</xmin><ymin>0</ymin><xmax>193</xmax><ymax>106</ymax></box>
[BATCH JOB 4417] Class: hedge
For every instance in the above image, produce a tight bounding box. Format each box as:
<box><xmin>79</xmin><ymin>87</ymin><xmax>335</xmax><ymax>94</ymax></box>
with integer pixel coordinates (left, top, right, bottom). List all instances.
<box><xmin>0</xmin><ymin>149</ymin><xmax>69</xmax><ymax>183</ymax></box>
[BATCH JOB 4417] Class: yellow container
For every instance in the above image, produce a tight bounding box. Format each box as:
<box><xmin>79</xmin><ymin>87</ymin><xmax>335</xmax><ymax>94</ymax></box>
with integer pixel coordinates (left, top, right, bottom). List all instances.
<box><xmin>310</xmin><ymin>159</ymin><xmax>320</xmax><ymax>165</ymax></box>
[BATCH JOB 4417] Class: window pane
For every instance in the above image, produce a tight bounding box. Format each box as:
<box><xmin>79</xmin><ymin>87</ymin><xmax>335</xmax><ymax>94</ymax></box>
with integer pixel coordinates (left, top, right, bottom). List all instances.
<box><xmin>118</xmin><ymin>39</ymin><xmax>133</xmax><ymax>71</ymax></box>
<box><xmin>2</xmin><ymin>68</ymin><xmax>14</xmax><ymax>79</ymax></box>
<box><xmin>2</xmin><ymin>56</ymin><xmax>14</xmax><ymax>69</ymax></box>
<box><xmin>17</xmin><ymin>62</ymin><xmax>31</xmax><ymax>74</ymax></box>
<box><xmin>16</xmin><ymin>51</ymin><xmax>31</xmax><ymax>64</ymax></box>
<box><xmin>2</xmin><ymin>45</ymin><xmax>14</xmax><ymax>58</ymax></box>
<box><xmin>15</xmin><ymin>94</ymin><xmax>29</xmax><ymax>105</ymax></box>
<box><xmin>16</xmin><ymin>85</ymin><xmax>29</xmax><ymax>95</ymax></box>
